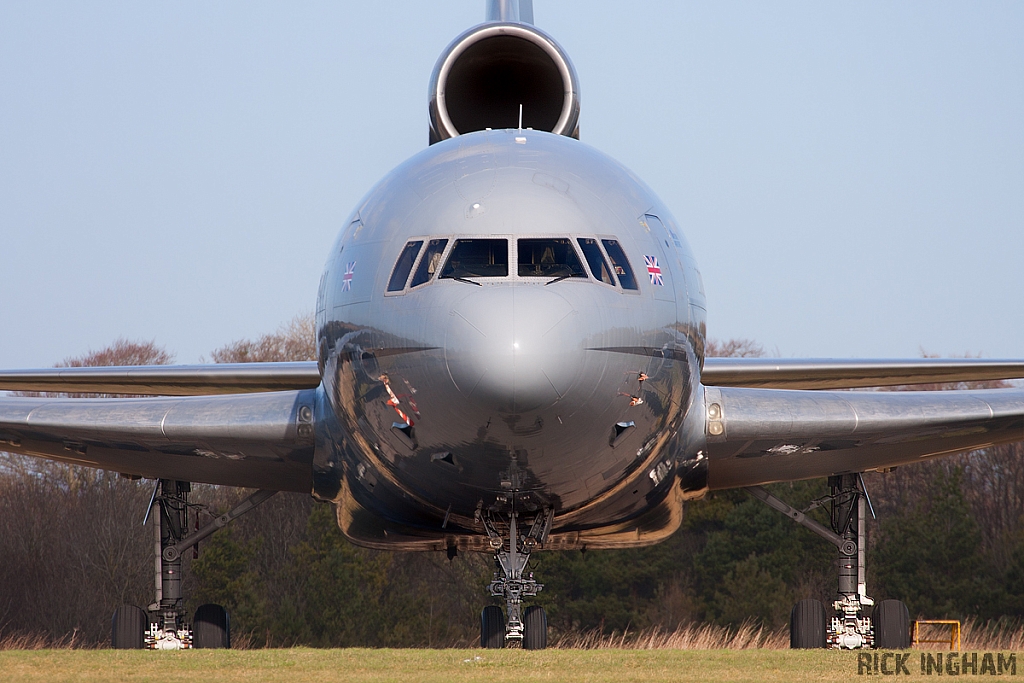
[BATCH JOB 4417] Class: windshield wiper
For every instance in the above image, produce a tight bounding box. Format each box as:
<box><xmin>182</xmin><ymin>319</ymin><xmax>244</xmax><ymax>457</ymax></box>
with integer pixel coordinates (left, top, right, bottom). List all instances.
<box><xmin>545</xmin><ymin>274</ymin><xmax>573</xmax><ymax>285</ymax></box>
<box><xmin>545</xmin><ymin>266</ymin><xmax>576</xmax><ymax>286</ymax></box>
<box><xmin>451</xmin><ymin>276</ymin><xmax>482</xmax><ymax>286</ymax></box>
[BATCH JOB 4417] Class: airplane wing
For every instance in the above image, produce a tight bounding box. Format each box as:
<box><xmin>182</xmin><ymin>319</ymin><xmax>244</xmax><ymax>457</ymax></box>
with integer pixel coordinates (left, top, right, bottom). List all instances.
<box><xmin>12</xmin><ymin>357</ymin><xmax>1016</xmax><ymax>393</ymax></box>
<box><xmin>0</xmin><ymin>361</ymin><xmax>321</xmax><ymax>396</ymax></box>
<box><xmin>704</xmin><ymin>385</ymin><xmax>1024</xmax><ymax>490</ymax></box>
<box><xmin>701</xmin><ymin>357</ymin><xmax>1024</xmax><ymax>389</ymax></box>
<box><xmin>5</xmin><ymin>357</ymin><xmax>1024</xmax><ymax>495</ymax></box>
<box><xmin>0</xmin><ymin>389</ymin><xmax>317</xmax><ymax>492</ymax></box>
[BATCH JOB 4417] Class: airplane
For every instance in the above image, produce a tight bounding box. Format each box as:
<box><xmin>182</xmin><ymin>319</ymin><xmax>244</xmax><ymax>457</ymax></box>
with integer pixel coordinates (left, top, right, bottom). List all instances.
<box><xmin>3</xmin><ymin>0</ymin><xmax>1024</xmax><ymax>651</ymax></box>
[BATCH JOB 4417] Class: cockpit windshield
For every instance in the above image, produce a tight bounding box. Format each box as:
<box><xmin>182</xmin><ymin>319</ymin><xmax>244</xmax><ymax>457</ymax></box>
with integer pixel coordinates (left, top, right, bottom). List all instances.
<box><xmin>601</xmin><ymin>239</ymin><xmax>638</xmax><ymax>290</ymax></box>
<box><xmin>517</xmin><ymin>238</ymin><xmax>587</xmax><ymax>279</ymax></box>
<box><xmin>576</xmin><ymin>238</ymin><xmax>615</xmax><ymax>285</ymax></box>
<box><xmin>387</xmin><ymin>240</ymin><xmax>423</xmax><ymax>292</ymax></box>
<box><xmin>394</xmin><ymin>235</ymin><xmax>637</xmax><ymax>291</ymax></box>
<box><xmin>409</xmin><ymin>238</ymin><xmax>448</xmax><ymax>287</ymax></box>
<box><xmin>440</xmin><ymin>239</ymin><xmax>508</xmax><ymax>278</ymax></box>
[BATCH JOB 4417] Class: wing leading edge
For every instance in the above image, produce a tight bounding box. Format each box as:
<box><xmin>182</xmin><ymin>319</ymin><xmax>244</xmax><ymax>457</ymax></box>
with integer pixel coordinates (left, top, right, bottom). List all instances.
<box><xmin>0</xmin><ymin>390</ymin><xmax>317</xmax><ymax>492</ymax></box>
<box><xmin>705</xmin><ymin>385</ymin><xmax>1024</xmax><ymax>490</ymax></box>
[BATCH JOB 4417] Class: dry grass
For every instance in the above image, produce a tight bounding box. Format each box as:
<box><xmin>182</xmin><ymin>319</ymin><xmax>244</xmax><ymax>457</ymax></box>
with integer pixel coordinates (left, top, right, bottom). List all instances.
<box><xmin>553</xmin><ymin>621</ymin><xmax>788</xmax><ymax>650</ymax></box>
<box><xmin>0</xmin><ymin>631</ymin><xmax>93</xmax><ymax>651</ymax></box>
<box><xmin>0</xmin><ymin>629</ymin><xmax>263</xmax><ymax>651</ymax></box>
<box><xmin>4</xmin><ymin>617</ymin><xmax>1024</xmax><ymax>653</ymax></box>
<box><xmin>945</xmin><ymin>617</ymin><xmax>1024</xmax><ymax>651</ymax></box>
<box><xmin>555</xmin><ymin>617</ymin><xmax>1024</xmax><ymax>652</ymax></box>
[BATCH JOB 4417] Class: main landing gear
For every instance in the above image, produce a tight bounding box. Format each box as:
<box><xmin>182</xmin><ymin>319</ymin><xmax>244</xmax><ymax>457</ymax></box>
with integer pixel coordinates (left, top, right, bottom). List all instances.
<box><xmin>111</xmin><ymin>480</ymin><xmax>275</xmax><ymax>650</ymax></box>
<box><xmin>479</xmin><ymin>508</ymin><xmax>553</xmax><ymax>649</ymax></box>
<box><xmin>748</xmin><ymin>474</ymin><xmax>910</xmax><ymax>650</ymax></box>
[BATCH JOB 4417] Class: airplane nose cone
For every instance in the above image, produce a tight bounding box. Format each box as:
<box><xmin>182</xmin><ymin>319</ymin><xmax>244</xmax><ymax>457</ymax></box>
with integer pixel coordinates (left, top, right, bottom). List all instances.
<box><xmin>445</xmin><ymin>286</ymin><xmax>582</xmax><ymax>413</ymax></box>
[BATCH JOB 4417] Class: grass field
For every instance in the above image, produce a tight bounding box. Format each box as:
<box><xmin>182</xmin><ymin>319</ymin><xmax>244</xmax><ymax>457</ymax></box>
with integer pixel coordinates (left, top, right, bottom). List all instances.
<box><xmin>0</xmin><ymin>648</ymin><xmax>1001</xmax><ymax>683</ymax></box>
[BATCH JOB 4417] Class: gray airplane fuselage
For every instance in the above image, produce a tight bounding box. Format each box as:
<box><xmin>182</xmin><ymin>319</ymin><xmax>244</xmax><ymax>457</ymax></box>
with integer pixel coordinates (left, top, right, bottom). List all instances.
<box><xmin>312</xmin><ymin>129</ymin><xmax>710</xmax><ymax>551</ymax></box>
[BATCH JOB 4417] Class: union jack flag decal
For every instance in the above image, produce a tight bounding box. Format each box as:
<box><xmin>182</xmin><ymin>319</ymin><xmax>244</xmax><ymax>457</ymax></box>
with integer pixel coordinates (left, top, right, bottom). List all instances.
<box><xmin>341</xmin><ymin>261</ymin><xmax>356</xmax><ymax>292</ymax></box>
<box><xmin>644</xmin><ymin>255</ymin><xmax>663</xmax><ymax>286</ymax></box>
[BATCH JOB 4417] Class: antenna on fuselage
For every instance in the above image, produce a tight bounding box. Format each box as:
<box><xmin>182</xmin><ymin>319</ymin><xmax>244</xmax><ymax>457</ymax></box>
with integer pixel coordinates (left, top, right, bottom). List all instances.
<box><xmin>518</xmin><ymin>103</ymin><xmax>523</xmax><ymax>130</ymax></box>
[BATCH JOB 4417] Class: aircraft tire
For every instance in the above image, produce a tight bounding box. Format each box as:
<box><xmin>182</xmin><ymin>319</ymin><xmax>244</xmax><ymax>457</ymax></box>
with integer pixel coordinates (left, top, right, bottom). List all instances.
<box><xmin>111</xmin><ymin>605</ymin><xmax>147</xmax><ymax>649</ymax></box>
<box><xmin>480</xmin><ymin>605</ymin><xmax>505</xmax><ymax>649</ymax></box>
<box><xmin>872</xmin><ymin>599</ymin><xmax>910</xmax><ymax>649</ymax></box>
<box><xmin>790</xmin><ymin>599</ymin><xmax>827</xmax><ymax>649</ymax></box>
<box><xmin>522</xmin><ymin>605</ymin><xmax>548</xmax><ymax>650</ymax></box>
<box><xmin>193</xmin><ymin>603</ymin><xmax>231</xmax><ymax>649</ymax></box>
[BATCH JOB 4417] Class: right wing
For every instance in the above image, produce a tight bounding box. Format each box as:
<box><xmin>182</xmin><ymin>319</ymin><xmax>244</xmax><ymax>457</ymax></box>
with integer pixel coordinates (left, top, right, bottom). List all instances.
<box><xmin>0</xmin><ymin>361</ymin><xmax>320</xmax><ymax>396</ymax></box>
<box><xmin>0</xmin><ymin>390</ymin><xmax>317</xmax><ymax>492</ymax></box>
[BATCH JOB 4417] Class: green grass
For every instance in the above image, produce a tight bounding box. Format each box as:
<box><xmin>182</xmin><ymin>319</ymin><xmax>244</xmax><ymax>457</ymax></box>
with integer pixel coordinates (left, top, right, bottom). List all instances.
<box><xmin>0</xmin><ymin>648</ymin><xmax>974</xmax><ymax>683</ymax></box>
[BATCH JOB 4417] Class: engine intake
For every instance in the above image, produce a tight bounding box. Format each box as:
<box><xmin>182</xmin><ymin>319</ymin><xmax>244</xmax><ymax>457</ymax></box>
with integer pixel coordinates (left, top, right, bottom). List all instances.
<box><xmin>429</xmin><ymin>23</ymin><xmax>580</xmax><ymax>144</ymax></box>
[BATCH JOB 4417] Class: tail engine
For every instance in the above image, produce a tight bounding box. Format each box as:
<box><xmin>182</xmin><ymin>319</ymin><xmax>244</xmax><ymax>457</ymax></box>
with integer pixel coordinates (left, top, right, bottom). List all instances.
<box><xmin>428</xmin><ymin>22</ymin><xmax>580</xmax><ymax>144</ymax></box>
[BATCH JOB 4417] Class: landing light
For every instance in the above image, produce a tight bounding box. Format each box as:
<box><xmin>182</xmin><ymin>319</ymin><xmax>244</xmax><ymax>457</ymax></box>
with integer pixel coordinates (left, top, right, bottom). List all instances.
<box><xmin>707</xmin><ymin>403</ymin><xmax>724</xmax><ymax>436</ymax></box>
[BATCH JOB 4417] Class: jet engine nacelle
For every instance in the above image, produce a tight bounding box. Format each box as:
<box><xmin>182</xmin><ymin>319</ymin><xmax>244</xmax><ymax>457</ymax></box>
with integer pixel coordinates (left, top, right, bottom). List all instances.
<box><xmin>428</xmin><ymin>22</ymin><xmax>580</xmax><ymax>144</ymax></box>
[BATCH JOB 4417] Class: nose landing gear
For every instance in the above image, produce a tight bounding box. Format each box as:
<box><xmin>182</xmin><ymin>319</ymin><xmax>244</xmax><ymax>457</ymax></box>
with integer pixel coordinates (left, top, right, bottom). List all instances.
<box><xmin>480</xmin><ymin>508</ymin><xmax>552</xmax><ymax>649</ymax></box>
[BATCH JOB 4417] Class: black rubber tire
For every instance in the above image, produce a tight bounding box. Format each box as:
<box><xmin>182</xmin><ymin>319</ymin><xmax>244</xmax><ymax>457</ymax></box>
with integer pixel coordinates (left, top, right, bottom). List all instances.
<box><xmin>523</xmin><ymin>605</ymin><xmax>548</xmax><ymax>650</ymax></box>
<box><xmin>193</xmin><ymin>603</ymin><xmax>231</xmax><ymax>649</ymax></box>
<box><xmin>872</xmin><ymin>599</ymin><xmax>911</xmax><ymax>649</ymax></box>
<box><xmin>480</xmin><ymin>605</ymin><xmax>505</xmax><ymax>649</ymax></box>
<box><xmin>111</xmin><ymin>604</ymin><xmax>147</xmax><ymax>649</ymax></box>
<box><xmin>790</xmin><ymin>599</ymin><xmax>827</xmax><ymax>649</ymax></box>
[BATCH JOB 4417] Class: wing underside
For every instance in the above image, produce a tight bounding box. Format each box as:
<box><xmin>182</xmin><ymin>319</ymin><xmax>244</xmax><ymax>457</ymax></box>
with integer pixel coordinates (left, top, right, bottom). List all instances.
<box><xmin>0</xmin><ymin>390</ymin><xmax>318</xmax><ymax>492</ymax></box>
<box><xmin>705</xmin><ymin>385</ymin><xmax>1024</xmax><ymax>490</ymax></box>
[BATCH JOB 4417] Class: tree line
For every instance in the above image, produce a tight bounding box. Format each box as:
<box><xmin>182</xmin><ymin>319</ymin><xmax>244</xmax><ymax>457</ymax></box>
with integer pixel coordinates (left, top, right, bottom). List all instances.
<box><xmin>2</xmin><ymin>321</ymin><xmax>1024</xmax><ymax>646</ymax></box>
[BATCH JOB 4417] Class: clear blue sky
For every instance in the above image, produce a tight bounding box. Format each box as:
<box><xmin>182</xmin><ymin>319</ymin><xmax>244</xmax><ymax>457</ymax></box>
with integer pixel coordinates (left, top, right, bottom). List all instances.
<box><xmin>1</xmin><ymin>1</ymin><xmax>1022</xmax><ymax>367</ymax></box>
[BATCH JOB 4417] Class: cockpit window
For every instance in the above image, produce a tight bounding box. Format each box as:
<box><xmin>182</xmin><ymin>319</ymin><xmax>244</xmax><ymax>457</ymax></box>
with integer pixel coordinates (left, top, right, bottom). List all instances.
<box><xmin>517</xmin><ymin>238</ymin><xmax>587</xmax><ymax>279</ymax></box>
<box><xmin>440</xmin><ymin>239</ymin><xmax>508</xmax><ymax>278</ymax></box>
<box><xmin>387</xmin><ymin>240</ymin><xmax>423</xmax><ymax>292</ymax></box>
<box><xmin>577</xmin><ymin>238</ymin><xmax>616</xmax><ymax>285</ymax></box>
<box><xmin>601</xmin><ymin>239</ymin><xmax>638</xmax><ymax>290</ymax></box>
<box><xmin>409</xmin><ymin>238</ymin><xmax>448</xmax><ymax>288</ymax></box>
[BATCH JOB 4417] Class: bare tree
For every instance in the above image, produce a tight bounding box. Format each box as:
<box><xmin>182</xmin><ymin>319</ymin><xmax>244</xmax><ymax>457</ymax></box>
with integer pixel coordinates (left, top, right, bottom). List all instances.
<box><xmin>210</xmin><ymin>314</ymin><xmax>315</xmax><ymax>363</ymax></box>
<box><xmin>59</xmin><ymin>338</ymin><xmax>172</xmax><ymax>369</ymax></box>
<box><xmin>705</xmin><ymin>338</ymin><xmax>766</xmax><ymax>358</ymax></box>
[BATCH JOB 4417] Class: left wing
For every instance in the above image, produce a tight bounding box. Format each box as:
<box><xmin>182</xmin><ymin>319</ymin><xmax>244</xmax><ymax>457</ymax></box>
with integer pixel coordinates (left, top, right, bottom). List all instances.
<box><xmin>0</xmin><ymin>390</ymin><xmax>317</xmax><ymax>491</ymax></box>
<box><xmin>702</xmin><ymin>357</ymin><xmax>1024</xmax><ymax>389</ymax></box>
<box><xmin>704</xmin><ymin>385</ymin><xmax>1024</xmax><ymax>490</ymax></box>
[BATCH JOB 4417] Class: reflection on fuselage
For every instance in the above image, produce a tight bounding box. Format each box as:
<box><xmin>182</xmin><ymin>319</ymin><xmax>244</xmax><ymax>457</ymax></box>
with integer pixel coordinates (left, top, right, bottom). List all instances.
<box><xmin>312</xmin><ymin>129</ymin><xmax>709</xmax><ymax>551</ymax></box>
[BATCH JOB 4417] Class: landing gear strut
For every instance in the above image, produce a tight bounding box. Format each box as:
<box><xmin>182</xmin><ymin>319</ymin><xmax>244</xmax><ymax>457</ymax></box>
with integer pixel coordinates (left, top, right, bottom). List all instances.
<box><xmin>480</xmin><ymin>508</ymin><xmax>552</xmax><ymax>649</ymax></box>
<box><xmin>149</xmin><ymin>479</ymin><xmax>193</xmax><ymax>649</ymax></box>
<box><xmin>111</xmin><ymin>480</ymin><xmax>275</xmax><ymax>649</ymax></box>
<box><xmin>829</xmin><ymin>474</ymin><xmax>877</xmax><ymax>649</ymax></box>
<box><xmin>747</xmin><ymin>474</ymin><xmax>909</xmax><ymax>650</ymax></box>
